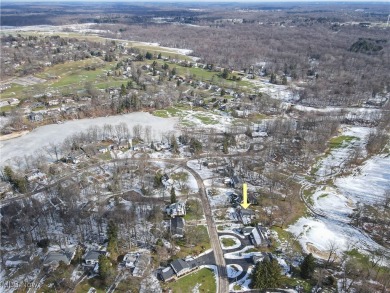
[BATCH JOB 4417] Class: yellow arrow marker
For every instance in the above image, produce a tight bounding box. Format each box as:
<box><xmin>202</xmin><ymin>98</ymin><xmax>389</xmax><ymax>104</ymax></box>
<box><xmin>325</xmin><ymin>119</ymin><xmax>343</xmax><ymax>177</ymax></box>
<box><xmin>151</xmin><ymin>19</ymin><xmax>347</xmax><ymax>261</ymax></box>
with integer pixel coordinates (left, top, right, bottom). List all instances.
<box><xmin>241</xmin><ymin>183</ymin><xmax>251</xmax><ymax>209</ymax></box>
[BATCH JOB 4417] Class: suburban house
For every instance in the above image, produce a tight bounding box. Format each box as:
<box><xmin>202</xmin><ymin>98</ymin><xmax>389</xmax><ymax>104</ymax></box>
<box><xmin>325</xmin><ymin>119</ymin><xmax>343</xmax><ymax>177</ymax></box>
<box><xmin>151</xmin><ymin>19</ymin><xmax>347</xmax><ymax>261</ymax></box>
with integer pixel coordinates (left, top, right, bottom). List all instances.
<box><xmin>170</xmin><ymin>259</ymin><xmax>191</xmax><ymax>277</ymax></box>
<box><xmin>241</xmin><ymin>225</ymin><xmax>269</xmax><ymax>247</ymax></box>
<box><xmin>241</xmin><ymin>226</ymin><xmax>255</xmax><ymax>236</ymax></box>
<box><xmin>83</xmin><ymin>250</ymin><xmax>108</xmax><ymax>267</ymax></box>
<box><xmin>166</xmin><ymin>201</ymin><xmax>186</xmax><ymax>218</ymax></box>
<box><xmin>43</xmin><ymin>246</ymin><xmax>76</xmax><ymax>268</ymax></box>
<box><xmin>170</xmin><ymin>217</ymin><xmax>185</xmax><ymax>238</ymax></box>
<box><xmin>123</xmin><ymin>253</ymin><xmax>138</xmax><ymax>268</ymax></box>
<box><xmin>122</xmin><ymin>252</ymin><xmax>150</xmax><ymax>277</ymax></box>
<box><xmin>132</xmin><ymin>253</ymin><xmax>150</xmax><ymax>277</ymax></box>
<box><xmin>5</xmin><ymin>254</ymin><xmax>33</xmax><ymax>268</ymax></box>
<box><xmin>229</xmin><ymin>192</ymin><xmax>258</xmax><ymax>208</ymax></box>
<box><xmin>29</xmin><ymin>112</ymin><xmax>44</xmax><ymax>122</ymax></box>
<box><xmin>159</xmin><ymin>266</ymin><xmax>175</xmax><ymax>282</ymax></box>
<box><xmin>230</xmin><ymin>175</ymin><xmax>242</xmax><ymax>188</ymax></box>
<box><xmin>158</xmin><ymin>258</ymin><xmax>198</xmax><ymax>282</ymax></box>
<box><xmin>237</xmin><ymin>207</ymin><xmax>256</xmax><ymax>225</ymax></box>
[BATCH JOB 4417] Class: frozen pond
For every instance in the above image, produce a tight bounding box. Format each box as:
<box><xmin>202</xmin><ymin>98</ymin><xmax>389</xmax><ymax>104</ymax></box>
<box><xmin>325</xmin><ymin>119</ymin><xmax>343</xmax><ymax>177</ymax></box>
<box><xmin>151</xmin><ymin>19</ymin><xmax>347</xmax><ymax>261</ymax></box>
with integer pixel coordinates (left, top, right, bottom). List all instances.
<box><xmin>0</xmin><ymin>112</ymin><xmax>178</xmax><ymax>166</ymax></box>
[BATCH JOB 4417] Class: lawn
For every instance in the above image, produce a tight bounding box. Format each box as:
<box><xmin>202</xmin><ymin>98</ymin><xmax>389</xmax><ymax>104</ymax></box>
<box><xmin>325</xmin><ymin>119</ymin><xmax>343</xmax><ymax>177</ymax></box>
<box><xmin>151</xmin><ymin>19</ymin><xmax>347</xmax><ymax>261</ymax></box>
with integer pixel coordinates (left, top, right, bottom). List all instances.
<box><xmin>75</xmin><ymin>278</ymin><xmax>106</xmax><ymax>293</ymax></box>
<box><xmin>328</xmin><ymin>135</ymin><xmax>358</xmax><ymax>150</ymax></box>
<box><xmin>193</xmin><ymin>113</ymin><xmax>219</xmax><ymax>125</ymax></box>
<box><xmin>183</xmin><ymin>199</ymin><xmax>204</xmax><ymax>221</ymax></box>
<box><xmin>164</xmin><ymin>268</ymin><xmax>216</xmax><ymax>293</ymax></box>
<box><xmin>175</xmin><ymin>225</ymin><xmax>210</xmax><ymax>258</ymax></box>
<box><xmin>221</xmin><ymin>237</ymin><xmax>236</xmax><ymax>247</ymax></box>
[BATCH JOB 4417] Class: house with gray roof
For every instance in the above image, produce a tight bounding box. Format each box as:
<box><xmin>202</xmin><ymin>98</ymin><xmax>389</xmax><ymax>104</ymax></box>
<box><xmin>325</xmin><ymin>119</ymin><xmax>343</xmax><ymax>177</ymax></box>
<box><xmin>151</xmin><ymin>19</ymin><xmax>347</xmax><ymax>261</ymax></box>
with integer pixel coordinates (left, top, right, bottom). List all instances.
<box><xmin>83</xmin><ymin>250</ymin><xmax>108</xmax><ymax>267</ymax></box>
<box><xmin>170</xmin><ymin>217</ymin><xmax>185</xmax><ymax>238</ymax></box>
<box><xmin>170</xmin><ymin>259</ymin><xmax>191</xmax><ymax>277</ymax></box>
<box><xmin>158</xmin><ymin>266</ymin><xmax>175</xmax><ymax>282</ymax></box>
<box><xmin>43</xmin><ymin>246</ymin><xmax>76</xmax><ymax>267</ymax></box>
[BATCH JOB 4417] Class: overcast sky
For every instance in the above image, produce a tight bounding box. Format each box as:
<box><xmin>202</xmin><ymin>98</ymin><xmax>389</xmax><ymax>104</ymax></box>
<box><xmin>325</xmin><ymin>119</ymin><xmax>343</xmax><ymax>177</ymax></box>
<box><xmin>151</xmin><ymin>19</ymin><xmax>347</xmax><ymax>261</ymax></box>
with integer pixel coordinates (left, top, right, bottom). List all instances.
<box><xmin>2</xmin><ymin>0</ymin><xmax>389</xmax><ymax>2</ymax></box>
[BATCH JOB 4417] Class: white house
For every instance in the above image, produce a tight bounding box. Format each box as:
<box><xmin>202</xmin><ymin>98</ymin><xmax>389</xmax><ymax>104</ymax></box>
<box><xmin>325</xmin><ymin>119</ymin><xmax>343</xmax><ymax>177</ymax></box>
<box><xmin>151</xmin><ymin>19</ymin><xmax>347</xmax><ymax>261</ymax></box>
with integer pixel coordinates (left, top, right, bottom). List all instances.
<box><xmin>166</xmin><ymin>201</ymin><xmax>186</xmax><ymax>218</ymax></box>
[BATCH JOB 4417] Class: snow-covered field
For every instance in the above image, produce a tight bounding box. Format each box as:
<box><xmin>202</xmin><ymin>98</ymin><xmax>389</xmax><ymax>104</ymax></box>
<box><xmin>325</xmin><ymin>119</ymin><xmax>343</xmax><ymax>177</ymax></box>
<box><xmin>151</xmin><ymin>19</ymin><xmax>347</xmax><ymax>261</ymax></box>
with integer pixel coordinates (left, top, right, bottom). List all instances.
<box><xmin>0</xmin><ymin>112</ymin><xmax>178</xmax><ymax>166</ymax></box>
<box><xmin>289</xmin><ymin>126</ymin><xmax>390</xmax><ymax>259</ymax></box>
<box><xmin>336</xmin><ymin>155</ymin><xmax>390</xmax><ymax>204</ymax></box>
<box><xmin>226</xmin><ymin>264</ymin><xmax>243</xmax><ymax>278</ymax></box>
<box><xmin>314</xmin><ymin>126</ymin><xmax>370</xmax><ymax>178</ymax></box>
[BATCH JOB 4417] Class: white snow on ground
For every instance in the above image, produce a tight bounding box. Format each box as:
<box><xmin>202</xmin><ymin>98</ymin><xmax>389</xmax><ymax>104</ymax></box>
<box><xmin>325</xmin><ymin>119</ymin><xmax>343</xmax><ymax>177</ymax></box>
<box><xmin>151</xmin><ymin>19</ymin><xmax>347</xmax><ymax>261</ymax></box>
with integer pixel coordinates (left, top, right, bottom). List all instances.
<box><xmin>226</xmin><ymin>264</ymin><xmax>243</xmax><ymax>278</ymax></box>
<box><xmin>287</xmin><ymin>216</ymin><xmax>384</xmax><ymax>257</ymax></box>
<box><xmin>140</xmin><ymin>274</ymin><xmax>162</xmax><ymax>293</ymax></box>
<box><xmin>335</xmin><ymin>155</ymin><xmax>390</xmax><ymax>204</ymax></box>
<box><xmin>314</xmin><ymin>126</ymin><xmax>371</xmax><ymax>178</ymax></box>
<box><xmin>291</xmin><ymin>125</ymin><xmax>390</xmax><ymax>259</ymax></box>
<box><xmin>224</xmin><ymin>246</ymin><xmax>263</xmax><ymax>259</ymax></box>
<box><xmin>229</xmin><ymin>266</ymin><xmax>254</xmax><ymax>291</ymax></box>
<box><xmin>245</xmin><ymin>78</ymin><xmax>300</xmax><ymax>102</ymax></box>
<box><xmin>276</xmin><ymin>257</ymin><xmax>290</xmax><ymax>275</ymax></box>
<box><xmin>206</xmin><ymin>188</ymin><xmax>232</xmax><ymax>208</ymax></box>
<box><xmin>187</xmin><ymin>160</ymin><xmax>214</xmax><ymax>179</ymax></box>
<box><xmin>0</xmin><ymin>112</ymin><xmax>178</xmax><ymax>166</ymax></box>
<box><xmin>219</xmin><ymin>235</ymin><xmax>241</xmax><ymax>250</ymax></box>
<box><xmin>192</xmin><ymin>283</ymin><xmax>201</xmax><ymax>293</ymax></box>
<box><xmin>311</xmin><ymin>187</ymin><xmax>355</xmax><ymax>221</ymax></box>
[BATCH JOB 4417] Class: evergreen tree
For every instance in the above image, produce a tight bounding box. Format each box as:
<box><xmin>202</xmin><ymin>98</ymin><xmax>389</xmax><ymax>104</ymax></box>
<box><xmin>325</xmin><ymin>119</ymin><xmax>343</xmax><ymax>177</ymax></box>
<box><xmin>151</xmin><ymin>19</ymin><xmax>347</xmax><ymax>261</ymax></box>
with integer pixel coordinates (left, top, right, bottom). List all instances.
<box><xmin>270</xmin><ymin>73</ymin><xmax>277</xmax><ymax>84</ymax></box>
<box><xmin>120</xmin><ymin>84</ymin><xmax>126</xmax><ymax>96</ymax></box>
<box><xmin>170</xmin><ymin>187</ymin><xmax>176</xmax><ymax>204</ymax></box>
<box><xmin>145</xmin><ymin>51</ymin><xmax>153</xmax><ymax>60</ymax></box>
<box><xmin>222</xmin><ymin>138</ymin><xmax>229</xmax><ymax>154</ymax></box>
<box><xmin>98</xmin><ymin>255</ymin><xmax>114</xmax><ymax>285</ymax></box>
<box><xmin>171</xmin><ymin>134</ymin><xmax>179</xmax><ymax>154</ymax></box>
<box><xmin>300</xmin><ymin>253</ymin><xmax>316</xmax><ymax>279</ymax></box>
<box><xmin>107</xmin><ymin>220</ymin><xmax>118</xmax><ymax>254</ymax></box>
<box><xmin>221</xmin><ymin>68</ymin><xmax>229</xmax><ymax>79</ymax></box>
<box><xmin>3</xmin><ymin>166</ymin><xmax>28</xmax><ymax>193</ymax></box>
<box><xmin>189</xmin><ymin>138</ymin><xmax>202</xmax><ymax>155</ymax></box>
<box><xmin>252</xmin><ymin>257</ymin><xmax>282</xmax><ymax>290</ymax></box>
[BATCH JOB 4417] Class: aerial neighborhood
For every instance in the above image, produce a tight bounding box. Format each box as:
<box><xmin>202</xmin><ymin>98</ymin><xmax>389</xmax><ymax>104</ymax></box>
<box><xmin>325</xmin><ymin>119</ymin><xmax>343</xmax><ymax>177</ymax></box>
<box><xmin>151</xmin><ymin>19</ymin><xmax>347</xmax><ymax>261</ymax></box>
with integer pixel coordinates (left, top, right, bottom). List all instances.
<box><xmin>1</xmin><ymin>1</ymin><xmax>389</xmax><ymax>293</ymax></box>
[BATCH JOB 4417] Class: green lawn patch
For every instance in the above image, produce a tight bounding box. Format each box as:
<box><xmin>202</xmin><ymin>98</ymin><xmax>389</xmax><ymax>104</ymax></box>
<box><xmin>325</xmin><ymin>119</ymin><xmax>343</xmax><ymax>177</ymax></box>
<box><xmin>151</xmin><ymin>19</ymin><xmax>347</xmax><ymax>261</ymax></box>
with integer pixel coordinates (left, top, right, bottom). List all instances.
<box><xmin>175</xmin><ymin>225</ymin><xmax>210</xmax><ymax>258</ymax></box>
<box><xmin>183</xmin><ymin>199</ymin><xmax>204</xmax><ymax>221</ymax></box>
<box><xmin>153</xmin><ymin>110</ymin><xmax>170</xmax><ymax>118</ymax></box>
<box><xmin>193</xmin><ymin>113</ymin><xmax>219</xmax><ymax>125</ymax></box>
<box><xmin>280</xmin><ymin>276</ymin><xmax>312</xmax><ymax>293</ymax></box>
<box><xmin>221</xmin><ymin>237</ymin><xmax>236</xmax><ymax>247</ymax></box>
<box><xmin>328</xmin><ymin>135</ymin><xmax>358</xmax><ymax>150</ymax></box>
<box><xmin>75</xmin><ymin>278</ymin><xmax>106</xmax><ymax>293</ymax></box>
<box><xmin>165</xmin><ymin>268</ymin><xmax>216</xmax><ymax>293</ymax></box>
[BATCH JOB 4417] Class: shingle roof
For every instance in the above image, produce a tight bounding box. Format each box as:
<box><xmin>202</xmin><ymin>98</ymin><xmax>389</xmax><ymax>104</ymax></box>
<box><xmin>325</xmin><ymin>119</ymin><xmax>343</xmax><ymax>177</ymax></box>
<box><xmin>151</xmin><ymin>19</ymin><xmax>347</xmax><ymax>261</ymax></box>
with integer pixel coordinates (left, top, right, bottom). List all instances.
<box><xmin>159</xmin><ymin>266</ymin><xmax>175</xmax><ymax>281</ymax></box>
<box><xmin>170</xmin><ymin>259</ymin><xmax>190</xmax><ymax>274</ymax></box>
<box><xmin>84</xmin><ymin>250</ymin><xmax>105</xmax><ymax>261</ymax></box>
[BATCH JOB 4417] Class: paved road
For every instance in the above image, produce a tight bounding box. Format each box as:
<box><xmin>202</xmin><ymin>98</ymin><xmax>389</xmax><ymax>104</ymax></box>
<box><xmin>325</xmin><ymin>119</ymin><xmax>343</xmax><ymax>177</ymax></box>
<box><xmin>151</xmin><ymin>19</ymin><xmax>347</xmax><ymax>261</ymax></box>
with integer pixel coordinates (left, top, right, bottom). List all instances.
<box><xmin>184</xmin><ymin>163</ymin><xmax>230</xmax><ymax>293</ymax></box>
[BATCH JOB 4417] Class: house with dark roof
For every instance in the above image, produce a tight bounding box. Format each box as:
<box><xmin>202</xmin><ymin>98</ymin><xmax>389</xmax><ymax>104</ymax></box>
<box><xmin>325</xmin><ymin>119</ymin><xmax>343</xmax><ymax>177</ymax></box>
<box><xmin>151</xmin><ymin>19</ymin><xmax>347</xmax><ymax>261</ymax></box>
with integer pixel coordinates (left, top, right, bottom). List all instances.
<box><xmin>170</xmin><ymin>217</ymin><xmax>185</xmax><ymax>238</ymax></box>
<box><xmin>43</xmin><ymin>246</ymin><xmax>76</xmax><ymax>268</ymax></box>
<box><xmin>83</xmin><ymin>250</ymin><xmax>108</xmax><ymax>267</ymax></box>
<box><xmin>170</xmin><ymin>259</ymin><xmax>191</xmax><ymax>277</ymax></box>
<box><xmin>5</xmin><ymin>254</ymin><xmax>33</xmax><ymax>268</ymax></box>
<box><xmin>158</xmin><ymin>257</ymin><xmax>199</xmax><ymax>282</ymax></box>
<box><xmin>158</xmin><ymin>266</ymin><xmax>175</xmax><ymax>282</ymax></box>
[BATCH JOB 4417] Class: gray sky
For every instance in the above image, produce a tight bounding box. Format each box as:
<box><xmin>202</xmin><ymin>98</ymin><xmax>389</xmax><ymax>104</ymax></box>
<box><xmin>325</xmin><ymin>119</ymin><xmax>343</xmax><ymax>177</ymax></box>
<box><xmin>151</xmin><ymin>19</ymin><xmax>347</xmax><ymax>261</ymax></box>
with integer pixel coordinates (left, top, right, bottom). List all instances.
<box><xmin>2</xmin><ymin>0</ymin><xmax>389</xmax><ymax>2</ymax></box>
